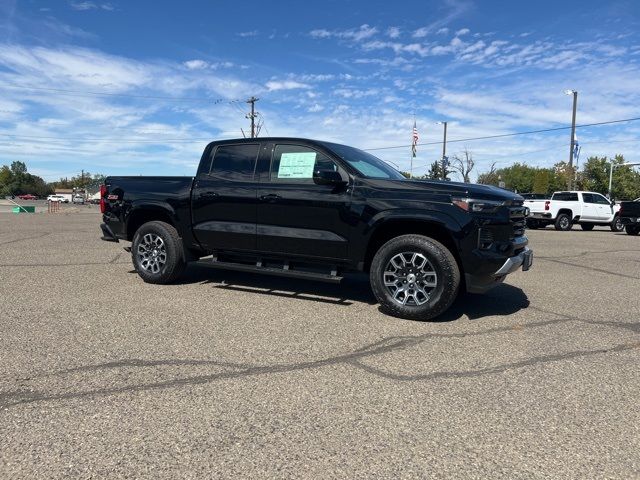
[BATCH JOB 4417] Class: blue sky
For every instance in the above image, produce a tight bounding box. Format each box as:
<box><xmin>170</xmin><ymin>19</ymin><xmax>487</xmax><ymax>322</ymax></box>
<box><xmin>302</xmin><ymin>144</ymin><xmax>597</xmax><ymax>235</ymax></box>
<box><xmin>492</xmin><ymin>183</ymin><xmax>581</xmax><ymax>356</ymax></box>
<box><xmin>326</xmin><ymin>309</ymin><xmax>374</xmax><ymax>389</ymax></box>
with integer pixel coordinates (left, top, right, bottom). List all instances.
<box><xmin>0</xmin><ymin>0</ymin><xmax>639</xmax><ymax>181</ymax></box>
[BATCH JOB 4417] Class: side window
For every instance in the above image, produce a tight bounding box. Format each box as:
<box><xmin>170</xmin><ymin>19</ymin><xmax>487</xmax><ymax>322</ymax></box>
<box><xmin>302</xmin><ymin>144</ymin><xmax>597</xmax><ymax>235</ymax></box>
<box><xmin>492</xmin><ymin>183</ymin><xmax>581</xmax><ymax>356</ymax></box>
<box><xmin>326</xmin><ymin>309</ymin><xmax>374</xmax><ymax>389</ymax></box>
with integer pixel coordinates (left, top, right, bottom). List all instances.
<box><xmin>209</xmin><ymin>144</ymin><xmax>259</xmax><ymax>181</ymax></box>
<box><xmin>269</xmin><ymin>145</ymin><xmax>337</xmax><ymax>183</ymax></box>
<box><xmin>594</xmin><ymin>194</ymin><xmax>611</xmax><ymax>205</ymax></box>
<box><xmin>582</xmin><ymin>193</ymin><xmax>595</xmax><ymax>203</ymax></box>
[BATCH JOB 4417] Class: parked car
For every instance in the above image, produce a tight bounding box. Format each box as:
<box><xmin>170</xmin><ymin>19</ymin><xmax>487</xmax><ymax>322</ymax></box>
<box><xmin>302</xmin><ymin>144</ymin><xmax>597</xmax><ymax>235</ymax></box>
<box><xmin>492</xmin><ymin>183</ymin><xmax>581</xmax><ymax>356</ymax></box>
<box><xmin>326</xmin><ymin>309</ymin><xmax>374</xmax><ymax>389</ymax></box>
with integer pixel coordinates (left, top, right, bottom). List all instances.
<box><xmin>17</xmin><ymin>194</ymin><xmax>37</xmax><ymax>200</ymax></box>
<box><xmin>100</xmin><ymin>137</ymin><xmax>532</xmax><ymax>321</ymax></box>
<box><xmin>619</xmin><ymin>198</ymin><xmax>640</xmax><ymax>235</ymax></box>
<box><xmin>72</xmin><ymin>195</ymin><xmax>85</xmax><ymax>204</ymax></box>
<box><xmin>47</xmin><ymin>194</ymin><xmax>66</xmax><ymax>202</ymax></box>
<box><xmin>526</xmin><ymin>191</ymin><xmax>623</xmax><ymax>231</ymax></box>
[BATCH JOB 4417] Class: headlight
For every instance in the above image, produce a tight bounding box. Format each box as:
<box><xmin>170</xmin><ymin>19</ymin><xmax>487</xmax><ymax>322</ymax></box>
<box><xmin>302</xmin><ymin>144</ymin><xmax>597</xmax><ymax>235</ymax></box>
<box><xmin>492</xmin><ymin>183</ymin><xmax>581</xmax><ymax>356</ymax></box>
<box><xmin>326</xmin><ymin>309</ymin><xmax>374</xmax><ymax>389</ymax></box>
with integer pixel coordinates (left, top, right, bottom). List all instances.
<box><xmin>452</xmin><ymin>197</ymin><xmax>505</xmax><ymax>213</ymax></box>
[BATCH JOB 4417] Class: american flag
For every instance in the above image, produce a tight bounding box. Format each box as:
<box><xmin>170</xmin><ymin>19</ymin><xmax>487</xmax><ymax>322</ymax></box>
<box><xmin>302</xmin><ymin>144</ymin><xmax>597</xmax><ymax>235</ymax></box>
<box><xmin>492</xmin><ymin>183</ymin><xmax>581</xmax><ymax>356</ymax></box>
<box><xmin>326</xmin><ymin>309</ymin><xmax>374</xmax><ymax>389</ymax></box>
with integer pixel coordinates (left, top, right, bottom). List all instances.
<box><xmin>412</xmin><ymin>120</ymin><xmax>419</xmax><ymax>158</ymax></box>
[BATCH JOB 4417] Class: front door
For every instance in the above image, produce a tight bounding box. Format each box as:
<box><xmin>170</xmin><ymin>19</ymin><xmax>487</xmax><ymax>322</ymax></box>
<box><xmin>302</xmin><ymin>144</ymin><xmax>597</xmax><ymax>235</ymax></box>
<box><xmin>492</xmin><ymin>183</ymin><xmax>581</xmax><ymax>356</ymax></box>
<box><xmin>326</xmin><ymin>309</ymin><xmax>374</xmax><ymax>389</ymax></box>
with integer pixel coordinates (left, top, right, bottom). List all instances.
<box><xmin>192</xmin><ymin>143</ymin><xmax>260</xmax><ymax>252</ymax></box>
<box><xmin>592</xmin><ymin>193</ymin><xmax>615</xmax><ymax>221</ymax></box>
<box><xmin>256</xmin><ymin>143</ymin><xmax>352</xmax><ymax>261</ymax></box>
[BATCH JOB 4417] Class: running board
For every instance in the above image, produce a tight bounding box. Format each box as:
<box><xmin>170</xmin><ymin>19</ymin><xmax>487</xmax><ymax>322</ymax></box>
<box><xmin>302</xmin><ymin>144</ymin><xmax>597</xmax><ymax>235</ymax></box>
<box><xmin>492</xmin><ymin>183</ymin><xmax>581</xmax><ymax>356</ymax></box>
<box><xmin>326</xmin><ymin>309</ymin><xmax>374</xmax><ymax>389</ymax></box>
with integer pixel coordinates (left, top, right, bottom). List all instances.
<box><xmin>195</xmin><ymin>257</ymin><xmax>343</xmax><ymax>283</ymax></box>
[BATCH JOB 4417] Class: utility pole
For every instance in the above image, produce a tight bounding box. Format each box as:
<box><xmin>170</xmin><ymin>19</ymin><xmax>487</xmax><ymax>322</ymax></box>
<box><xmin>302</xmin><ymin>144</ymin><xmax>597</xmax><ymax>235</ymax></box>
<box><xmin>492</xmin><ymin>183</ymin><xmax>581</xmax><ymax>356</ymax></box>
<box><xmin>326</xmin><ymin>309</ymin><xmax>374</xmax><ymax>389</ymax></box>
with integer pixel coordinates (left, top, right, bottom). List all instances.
<box><xmin>246</xmin><ymin>96</ymin><xmax>259</xmax><ymax>138</ymax></box>
<box><xmin>440</xmin><ymin>121</ymin><xmax>448</xmax><ymax>181</ymax></box>
<box><xmin>566</xmin><ymin>90</ymin><xmax>578</xmax><ymax>190</ymax></box>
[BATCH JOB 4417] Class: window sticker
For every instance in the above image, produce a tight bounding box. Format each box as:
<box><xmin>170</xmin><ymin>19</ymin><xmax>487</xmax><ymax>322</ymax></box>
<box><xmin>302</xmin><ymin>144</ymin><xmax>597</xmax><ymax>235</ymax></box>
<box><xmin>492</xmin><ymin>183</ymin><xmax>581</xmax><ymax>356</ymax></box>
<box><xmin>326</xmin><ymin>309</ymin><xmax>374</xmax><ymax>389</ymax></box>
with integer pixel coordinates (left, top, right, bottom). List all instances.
<box><xmin>277</xmin><ymin>152</ymin><xmax>317</xmax><ymax>178</ymax></box>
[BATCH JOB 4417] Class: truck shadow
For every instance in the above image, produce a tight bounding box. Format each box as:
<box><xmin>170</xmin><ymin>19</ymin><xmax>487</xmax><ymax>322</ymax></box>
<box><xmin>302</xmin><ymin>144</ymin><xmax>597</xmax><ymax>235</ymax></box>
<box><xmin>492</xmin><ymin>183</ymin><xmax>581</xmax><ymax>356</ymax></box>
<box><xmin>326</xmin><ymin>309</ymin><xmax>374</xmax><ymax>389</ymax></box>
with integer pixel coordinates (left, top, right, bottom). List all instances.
<box><xmin>174</xmin><ymin>263</ymin><xmax>529</xmax><ymax>321</ymax></box>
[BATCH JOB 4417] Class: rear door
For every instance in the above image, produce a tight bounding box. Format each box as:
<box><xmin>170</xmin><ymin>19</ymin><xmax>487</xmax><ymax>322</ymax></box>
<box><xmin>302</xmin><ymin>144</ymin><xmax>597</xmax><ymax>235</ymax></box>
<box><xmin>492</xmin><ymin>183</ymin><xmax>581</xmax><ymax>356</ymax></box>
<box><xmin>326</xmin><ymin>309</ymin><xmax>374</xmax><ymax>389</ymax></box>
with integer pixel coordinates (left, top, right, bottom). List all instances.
<box><xmin>191</xmin><ymin>143</ymin><xmax>260</xmax><ymax>252</ymax></box>
<box><xmin>256</xmin><ymin>142</ymin><xmax>352</xmax><ymax>261</ymax></box>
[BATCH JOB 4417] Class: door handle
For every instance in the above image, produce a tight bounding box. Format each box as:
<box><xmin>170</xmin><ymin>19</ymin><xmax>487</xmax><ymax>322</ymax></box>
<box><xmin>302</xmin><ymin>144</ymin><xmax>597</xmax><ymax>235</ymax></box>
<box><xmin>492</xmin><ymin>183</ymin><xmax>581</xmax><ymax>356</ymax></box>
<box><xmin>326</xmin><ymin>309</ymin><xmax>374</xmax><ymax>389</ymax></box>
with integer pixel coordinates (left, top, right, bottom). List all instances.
<box><xmin>260</xmin><ymin>193</ymin><xmax>281</xmax><ymax>201</ymax></box>
<box><xmin>199</xmin><ymin>191</ymin><xmax>218</xmax><ymax>198</ymax></box>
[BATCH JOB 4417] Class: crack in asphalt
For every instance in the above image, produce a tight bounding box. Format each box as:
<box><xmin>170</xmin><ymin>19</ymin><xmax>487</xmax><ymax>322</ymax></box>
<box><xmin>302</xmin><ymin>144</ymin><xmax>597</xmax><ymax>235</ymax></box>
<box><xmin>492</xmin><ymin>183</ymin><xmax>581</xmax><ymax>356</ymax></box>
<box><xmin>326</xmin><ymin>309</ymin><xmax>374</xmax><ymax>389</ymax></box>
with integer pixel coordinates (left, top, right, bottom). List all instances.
<box><xmin>2</xmin><ymin>314</ymin><xmax>638</xmax><ymax>411</ymax></box>
<box><xmin>0</xmin><ymin>253</ymin><xmax>126</xmax><ymax>268</ymax></box>
<box><xmin>536</xmin><ymin>249</ymin><xmax>638</xmax><ymax>260</ymax></box>
<box><xmin>0</xmin><ymin>232</ymin><xmax>51</xmax><ymax>246</ymax></box>
<box><xmin>536</xmin><ymin>257</ymin><xmax>640</xmax><ymax>280</ymax></box>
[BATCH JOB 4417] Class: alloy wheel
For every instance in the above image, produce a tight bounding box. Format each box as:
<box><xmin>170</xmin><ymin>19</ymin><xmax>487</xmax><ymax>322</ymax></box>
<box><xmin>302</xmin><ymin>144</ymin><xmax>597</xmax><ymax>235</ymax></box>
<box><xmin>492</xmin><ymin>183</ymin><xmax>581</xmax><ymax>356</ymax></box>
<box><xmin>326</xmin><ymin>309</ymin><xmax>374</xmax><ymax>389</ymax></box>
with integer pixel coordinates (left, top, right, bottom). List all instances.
<box><xmin>383</xmin><ymin>252</ymin><xmax>438</xmax><ymax>306</ymax></box>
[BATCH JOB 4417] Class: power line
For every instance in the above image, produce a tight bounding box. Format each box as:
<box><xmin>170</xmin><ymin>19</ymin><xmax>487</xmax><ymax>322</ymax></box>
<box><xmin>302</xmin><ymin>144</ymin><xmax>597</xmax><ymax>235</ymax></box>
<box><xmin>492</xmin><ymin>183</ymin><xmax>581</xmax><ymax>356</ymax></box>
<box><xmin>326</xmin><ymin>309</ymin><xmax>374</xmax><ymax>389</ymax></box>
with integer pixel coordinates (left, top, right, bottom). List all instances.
<box><xmin>364</xmin><ymin>116</ymin><xmax>640</xmax><ymax>152</ymax></box>
<box><xmin>0</xmin><ymin>83</ymin><xmax>242</xmax><ymax>103</ymax></box>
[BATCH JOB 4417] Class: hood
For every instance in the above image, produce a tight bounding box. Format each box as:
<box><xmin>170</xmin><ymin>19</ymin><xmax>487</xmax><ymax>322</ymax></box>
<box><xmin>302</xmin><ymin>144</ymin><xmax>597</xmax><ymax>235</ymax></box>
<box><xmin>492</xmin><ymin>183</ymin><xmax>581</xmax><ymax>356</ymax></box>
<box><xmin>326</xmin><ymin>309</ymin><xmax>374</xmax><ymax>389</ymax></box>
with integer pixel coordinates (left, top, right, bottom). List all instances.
<box><xmin>362</xmin><ymin>178</ymin><xmax>523</xmax><ymax>202</ymax></box>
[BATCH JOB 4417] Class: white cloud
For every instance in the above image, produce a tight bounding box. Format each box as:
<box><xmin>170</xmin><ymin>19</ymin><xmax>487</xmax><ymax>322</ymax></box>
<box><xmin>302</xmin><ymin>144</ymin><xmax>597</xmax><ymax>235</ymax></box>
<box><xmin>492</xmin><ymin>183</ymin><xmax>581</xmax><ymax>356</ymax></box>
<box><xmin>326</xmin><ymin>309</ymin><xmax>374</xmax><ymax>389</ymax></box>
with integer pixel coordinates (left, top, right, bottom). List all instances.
<box><xmin>413</xmin><ymin>27</ymin><xmax>429</xmax><ymax>38</ymax></box>
<box><xmin>308</xmin><ymin>103</ymin><xmax>323</xmax><ymax>112</ymax></box>
<box><xmin>437</xmin><ymin>28</ymin><xmax>449</xmax><ymax>35</ymax></box>
<box><xmin>265</xmin><ymin>80</ymin><xmax>310</xmax><ymax>91</ymax></box>
<box><xmin>183</xmin><ymin>59</ymin><xmax>208</xmax><ymax>70</ymax></box>
<box><xmin>238</xmin><ymin>30</ymin><xmax>258</xmax><ymax>37</ymax></box>
<box><xmin>69</xmin><ymin>2</ymin><xmax>114</xmax><ymax>11</ymax></box>
<box><xmin>456</xmin><ymin>28</ymin><xmax>470</xmax><ymax>36</ymax></box>
<box><xmin>309</xmin><ymin>24</ymin><xmax>378</xmax><ymax>43</ymax></box>
<box><xmin>387</xmin><ymin>27</ymin><xmax>401</xmax><ymax>39</ymax></box>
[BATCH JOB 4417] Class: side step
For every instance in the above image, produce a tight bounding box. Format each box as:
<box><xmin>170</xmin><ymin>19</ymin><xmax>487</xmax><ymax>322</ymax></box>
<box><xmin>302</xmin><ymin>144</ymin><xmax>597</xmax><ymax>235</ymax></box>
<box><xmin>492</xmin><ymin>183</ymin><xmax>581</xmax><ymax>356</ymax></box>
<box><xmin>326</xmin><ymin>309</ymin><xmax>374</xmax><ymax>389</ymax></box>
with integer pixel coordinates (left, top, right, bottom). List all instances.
<box><xmin>195</xmin><ymin>257</ymin><xmax>343</xmax><ymax>283</ymax></box>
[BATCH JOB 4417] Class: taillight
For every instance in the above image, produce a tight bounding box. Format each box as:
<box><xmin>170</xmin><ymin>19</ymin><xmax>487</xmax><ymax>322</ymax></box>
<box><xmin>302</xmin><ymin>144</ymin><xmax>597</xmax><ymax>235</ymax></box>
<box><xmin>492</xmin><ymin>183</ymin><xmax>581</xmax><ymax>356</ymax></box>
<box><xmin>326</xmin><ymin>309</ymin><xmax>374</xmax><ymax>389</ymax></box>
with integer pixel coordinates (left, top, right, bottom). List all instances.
<box><xmin>544</xmin><ymin>200</ymin><xmax>550</xmax><ymax>211</ymax></box>
<box><xmin>100</xmin><ymin>184</ymin><xmax>107</xmax><ymax>213</ymax></box>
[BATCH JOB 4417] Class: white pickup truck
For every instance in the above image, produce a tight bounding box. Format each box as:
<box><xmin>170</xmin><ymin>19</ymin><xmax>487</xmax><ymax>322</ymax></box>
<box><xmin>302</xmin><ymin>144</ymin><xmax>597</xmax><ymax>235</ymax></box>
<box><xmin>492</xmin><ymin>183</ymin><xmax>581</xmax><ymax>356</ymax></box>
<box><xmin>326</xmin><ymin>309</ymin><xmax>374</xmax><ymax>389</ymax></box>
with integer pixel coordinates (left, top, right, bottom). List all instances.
<box><xmin>525</xmin><ymin>191</ymin><xmax>623</xmax><ymax>231</ymax></box>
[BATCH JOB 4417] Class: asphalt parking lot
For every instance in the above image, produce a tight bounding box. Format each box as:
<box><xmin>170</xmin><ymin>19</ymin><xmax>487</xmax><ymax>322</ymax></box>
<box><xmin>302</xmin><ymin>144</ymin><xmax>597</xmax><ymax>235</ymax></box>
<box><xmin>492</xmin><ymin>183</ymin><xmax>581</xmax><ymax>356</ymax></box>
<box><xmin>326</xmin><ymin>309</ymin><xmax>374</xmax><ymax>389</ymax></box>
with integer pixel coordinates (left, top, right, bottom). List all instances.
<box><xmin>1</xmin><ymin>208</ymin><xmax>639</xmax><ymax>479</ymax></box>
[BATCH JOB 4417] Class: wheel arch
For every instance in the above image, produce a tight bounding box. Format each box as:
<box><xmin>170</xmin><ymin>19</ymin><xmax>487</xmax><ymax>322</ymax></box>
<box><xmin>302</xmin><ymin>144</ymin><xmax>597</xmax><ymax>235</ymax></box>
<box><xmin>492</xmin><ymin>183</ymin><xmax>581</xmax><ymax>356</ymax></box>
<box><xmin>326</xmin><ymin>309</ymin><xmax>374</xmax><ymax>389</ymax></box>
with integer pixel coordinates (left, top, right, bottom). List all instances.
<box><xmin>126</xmin><ymin>204</ymin><xmax>177</xmax><ymax>241</ymax></box>
<box><xmin>363</xmin><ymin>217</ymin><xmax>462</xmax><ymax>274</ymax></box>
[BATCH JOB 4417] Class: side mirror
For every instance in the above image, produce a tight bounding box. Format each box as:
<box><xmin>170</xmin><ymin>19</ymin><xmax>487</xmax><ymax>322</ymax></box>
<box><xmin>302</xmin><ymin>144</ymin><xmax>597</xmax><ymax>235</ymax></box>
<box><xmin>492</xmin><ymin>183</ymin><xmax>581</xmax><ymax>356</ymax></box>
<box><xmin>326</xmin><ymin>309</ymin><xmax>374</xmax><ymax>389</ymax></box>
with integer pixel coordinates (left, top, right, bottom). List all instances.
<box><xmin>313</xmin><ymin>169</ymin><xmax>346</xmax><ymax>186</ymax></box>
<box><xmin>611</xmin><ymin>199</ymin><xmax>616</xmax><ymax>206</ymax></box>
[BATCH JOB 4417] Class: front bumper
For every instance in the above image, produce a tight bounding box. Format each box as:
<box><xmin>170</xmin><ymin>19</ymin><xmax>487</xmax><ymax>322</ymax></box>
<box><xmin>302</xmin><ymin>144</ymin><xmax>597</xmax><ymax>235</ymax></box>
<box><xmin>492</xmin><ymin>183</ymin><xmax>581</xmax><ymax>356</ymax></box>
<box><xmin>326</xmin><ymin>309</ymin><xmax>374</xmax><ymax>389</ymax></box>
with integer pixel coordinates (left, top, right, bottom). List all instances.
<box><xmin>466</xmin><ymin>246</ymin><xmax>533</xmax><ymax>293</ymax></box>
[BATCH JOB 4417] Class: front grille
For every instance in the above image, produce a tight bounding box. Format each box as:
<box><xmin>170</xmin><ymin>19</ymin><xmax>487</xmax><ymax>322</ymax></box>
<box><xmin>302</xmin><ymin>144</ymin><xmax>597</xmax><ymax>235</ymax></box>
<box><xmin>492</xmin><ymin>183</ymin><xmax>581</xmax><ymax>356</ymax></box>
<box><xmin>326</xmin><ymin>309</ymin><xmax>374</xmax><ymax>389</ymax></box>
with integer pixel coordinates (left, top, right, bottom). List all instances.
<box><xmin>509</xmin><ymin>205</ymin><xmax>527</xmax><ymax>237</ymax></box>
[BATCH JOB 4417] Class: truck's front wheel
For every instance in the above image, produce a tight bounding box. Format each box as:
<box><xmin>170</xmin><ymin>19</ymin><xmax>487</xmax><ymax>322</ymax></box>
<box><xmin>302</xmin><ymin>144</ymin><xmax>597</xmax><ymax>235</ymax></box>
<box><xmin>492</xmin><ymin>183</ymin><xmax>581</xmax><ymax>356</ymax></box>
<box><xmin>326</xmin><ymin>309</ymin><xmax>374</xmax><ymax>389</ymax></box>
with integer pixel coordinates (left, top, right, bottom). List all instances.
<box><xmin>610</xmin><ymin>215</ymin><xmax>624</xmax><ymax>232</ymax></box>
<box><xmin>625</xmin><ymin>225</ymin><xmax>640</xmax><ymax>236</ymax></box>
<box><xmin>370</xmin><ymin>235</ymin><xmax>460</xmax><ymax>321</ymax></box>
<box><xmin>131</xmin><ymin>221</ymin><xmax>186</xmax><ymax>284</ymax></box>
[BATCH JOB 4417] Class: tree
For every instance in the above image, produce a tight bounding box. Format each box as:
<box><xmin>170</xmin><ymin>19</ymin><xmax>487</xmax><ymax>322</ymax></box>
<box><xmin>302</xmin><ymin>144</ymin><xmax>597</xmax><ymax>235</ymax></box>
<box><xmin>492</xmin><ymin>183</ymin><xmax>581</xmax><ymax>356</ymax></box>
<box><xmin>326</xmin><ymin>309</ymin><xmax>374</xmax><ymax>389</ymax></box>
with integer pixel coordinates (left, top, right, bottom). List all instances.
<box><xmin>532</xmin><ymin>169</ymin><xmax>550</xmax><ymax>194</ymax></box>
<box><xmin>10</xmin><ymin>161</ymin><xmax>27</xmax><ymax>176</ymax></box>
<box><xmin>0</xmin><ymin>162</ymin><xmax>53</xmax><ymax>197</ymax></box>
<box><xmin>426</xmin><ymin>161</ymin><xmax>450</xmax><ymax>180</ymax></box>
<box><xmin>477</xmin><ymin>162</ymin><xmax>498</xmax><ymax>186</ymax></box>
<box><xmin>581</xmin><ymin>155</ymin><xmax>640</xmax><ymax>200</ymax></box>
<box><xmin>449</xmin><ymin>148</ymin><xmax>474</xmax><ymax>183</ymax></box>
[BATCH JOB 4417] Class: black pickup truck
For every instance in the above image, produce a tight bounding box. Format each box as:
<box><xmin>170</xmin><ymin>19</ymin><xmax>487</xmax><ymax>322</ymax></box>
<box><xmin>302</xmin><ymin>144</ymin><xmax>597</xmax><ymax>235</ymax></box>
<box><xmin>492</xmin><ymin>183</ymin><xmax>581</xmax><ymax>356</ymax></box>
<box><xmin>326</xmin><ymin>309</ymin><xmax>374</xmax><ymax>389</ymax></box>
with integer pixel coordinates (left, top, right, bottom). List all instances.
<box><xmin>619</xmin><ymin>198</ymin><xmax>640</xmax><ymax>235</ymax></box>
<box><xmin>100</xmin><ymin>138</ymin><xmax>532</xmax><ymax>320</ymax></box>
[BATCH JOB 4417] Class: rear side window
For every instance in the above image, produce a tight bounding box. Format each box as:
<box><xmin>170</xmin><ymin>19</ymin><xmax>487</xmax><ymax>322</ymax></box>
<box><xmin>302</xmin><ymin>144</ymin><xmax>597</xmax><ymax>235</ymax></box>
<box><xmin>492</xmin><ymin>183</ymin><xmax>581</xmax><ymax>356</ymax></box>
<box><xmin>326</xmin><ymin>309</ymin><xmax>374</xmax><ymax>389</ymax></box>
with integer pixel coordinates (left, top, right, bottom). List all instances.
<box><xmin>209</xmin><ymin>144</ymin><xmax>259</xmax><ymax>181</ymax></box>
<box><xmin>582</xmin><ymin>193</ymin><xmax>595</xmax><ymax>203</ymax></box>
<box><xmin>553</xmin><ymin>192</ymin><xmax>578</xmax><ymax>201</ymax></box>
<box><xmin>269</xmin><ymin>145</ymin><xmax>337</xmax><ymax>183</ymax></box>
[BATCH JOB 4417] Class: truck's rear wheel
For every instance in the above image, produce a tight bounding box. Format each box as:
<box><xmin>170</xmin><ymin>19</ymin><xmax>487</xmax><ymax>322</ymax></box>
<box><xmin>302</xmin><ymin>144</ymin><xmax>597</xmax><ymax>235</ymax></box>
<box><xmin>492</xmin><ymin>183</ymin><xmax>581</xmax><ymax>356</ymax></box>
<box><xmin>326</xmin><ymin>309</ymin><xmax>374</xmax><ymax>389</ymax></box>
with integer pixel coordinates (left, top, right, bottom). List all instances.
<box><xmin>131</xmin><ymin>221</ymin><xmax>186</xmax><ymax>284</ymax></box>
<box><xmin>554</xmin><ymin>213</ymin><xmax>572</xmax><ymax>231</ymax></box>
<box><xmin>580</xmin><ymin>224</ymin><xmax>594</xmax><ymax>231</ymax></box>
<box><xmin>610</xmin><ymin>215</ymin><xmax>624</xmax><ymax>232</ymax></box>
<box><xmin>625</xmin><ymin>225</ymin><xmax>640</xmax><ymax>236</ymax></box>
<box><xmin>370</xmin><ymin>235</ymin><xmax>460</xmax><ymax>321</ymax></box>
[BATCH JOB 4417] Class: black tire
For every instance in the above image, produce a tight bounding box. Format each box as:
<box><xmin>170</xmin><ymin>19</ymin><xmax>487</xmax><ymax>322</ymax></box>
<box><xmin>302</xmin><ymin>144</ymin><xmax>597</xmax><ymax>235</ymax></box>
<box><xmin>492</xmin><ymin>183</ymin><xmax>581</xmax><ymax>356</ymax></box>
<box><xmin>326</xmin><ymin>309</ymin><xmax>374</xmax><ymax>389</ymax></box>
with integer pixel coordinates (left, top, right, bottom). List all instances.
<box><xmin>554</xmin><ymin>213</ymin><xmax>572</xmax><ymax>231</ymax></box>
<box><xmin>625</xmin><ymin>225</ymin><xmax>640</xmax><ymax>236</ymax></box>
<box><xmin>370</xmin><ymin>235</ymin><xmax>460</xmax><ymax>321</ymax></box>
<box><xmin>610</xmin><ymin>215</ymin><xmax>624</xmax><ymax>232</ymax></box>
<box><xmin>526</xmin><ymin>219</ymin><xmax>540</xmax><ymax>229</ymax></box>
<box><xmin>580</xmin><ymin>224</ymin><xmax>594</xmax><ymax>231</ymax></box>
<box><xmin>131</xmin><ymin>221</ymin><xmax>186</xmax><ymax>284</ymax></box>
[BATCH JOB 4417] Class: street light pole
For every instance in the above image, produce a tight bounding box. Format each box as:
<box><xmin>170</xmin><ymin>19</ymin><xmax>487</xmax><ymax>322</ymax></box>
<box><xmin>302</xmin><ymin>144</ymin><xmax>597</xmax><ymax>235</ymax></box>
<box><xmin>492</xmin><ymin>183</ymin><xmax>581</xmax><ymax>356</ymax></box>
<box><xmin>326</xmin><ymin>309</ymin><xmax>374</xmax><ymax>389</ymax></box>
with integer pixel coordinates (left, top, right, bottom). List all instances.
<box><xmin>565</xmin><ymin>90</ymin><xmax>578</xmax><ymax>190</ymax></box>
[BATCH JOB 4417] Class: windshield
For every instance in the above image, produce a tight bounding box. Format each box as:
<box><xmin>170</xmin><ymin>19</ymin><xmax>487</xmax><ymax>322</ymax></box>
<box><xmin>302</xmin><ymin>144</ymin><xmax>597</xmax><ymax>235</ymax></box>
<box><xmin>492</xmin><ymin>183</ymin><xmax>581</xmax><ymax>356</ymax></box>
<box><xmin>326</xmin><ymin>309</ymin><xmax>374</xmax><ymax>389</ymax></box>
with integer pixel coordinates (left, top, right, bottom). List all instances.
<box><xmin>322</xmin><ymin>142</ymin><xmax>405</xmax><ymax>180</ymax></box>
